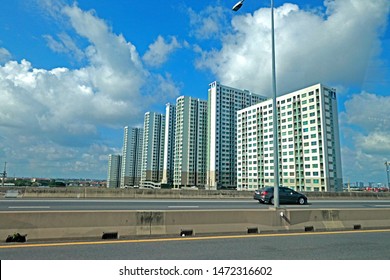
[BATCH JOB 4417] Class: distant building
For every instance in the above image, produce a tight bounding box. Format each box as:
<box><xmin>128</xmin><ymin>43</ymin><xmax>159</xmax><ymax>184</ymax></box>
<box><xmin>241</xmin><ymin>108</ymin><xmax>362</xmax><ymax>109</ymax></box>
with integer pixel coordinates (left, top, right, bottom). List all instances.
<box><xmin>207</xmin><ymin>81</ymin><xmax>267</xmax><ymax>189</ymax></box>
<box><xmin>237</xmin><ymin>84</ymin><xmax>343</xmax><ymax>192</ymax></box>
<box><xmin>107</xmin><ymin>154</ymin><xmax>121</xmax><ymax>188</ymax></box>
<box><xmin>356</xmin><ymin>182</ymin><xmax>365</xmax><ymax>188</ymax></box>
<box><xmin>141</xmin><ymin>112</ymin><xmax>165</xmax><ymax>186</ymax></box>
<box><xmin>120</xmin><ymin>127</ymin><xmax>143</xmax><ymax>187</ymax></box>
<box><xmin>173</xmin><ymin>96</ymin><xmax>208</xmax><ymax>188</ymax></box>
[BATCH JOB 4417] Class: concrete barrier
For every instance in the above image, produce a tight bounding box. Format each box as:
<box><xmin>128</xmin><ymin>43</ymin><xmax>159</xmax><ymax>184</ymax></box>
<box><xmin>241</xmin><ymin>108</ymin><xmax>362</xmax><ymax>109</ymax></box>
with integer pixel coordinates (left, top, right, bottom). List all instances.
<box><xmin>1</xmin><ymin>208</ymin><xmax>390</xmax><ymax>241</ymax></box>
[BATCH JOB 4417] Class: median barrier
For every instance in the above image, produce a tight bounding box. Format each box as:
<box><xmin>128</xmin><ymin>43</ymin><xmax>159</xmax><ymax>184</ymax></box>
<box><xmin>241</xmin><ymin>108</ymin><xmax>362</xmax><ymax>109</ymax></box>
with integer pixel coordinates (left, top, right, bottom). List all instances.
<box><xmin>1</xmin><ymin>208</ymin><xmax>390</xmax><ymax>241</ymax></box>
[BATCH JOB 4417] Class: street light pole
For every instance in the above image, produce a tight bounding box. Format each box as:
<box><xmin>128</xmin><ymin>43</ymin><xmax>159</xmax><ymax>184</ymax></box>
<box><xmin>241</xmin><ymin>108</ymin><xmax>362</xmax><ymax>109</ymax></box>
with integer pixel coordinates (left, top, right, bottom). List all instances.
<box><xmin>270</xmin><ymin>0</ymin><xmax>280</xmax><ymax>207</ymax></box>
<box><xmin>232</xmin><ymin>0</ymin><xmax>280</xmax><ymax>207</ymax></box>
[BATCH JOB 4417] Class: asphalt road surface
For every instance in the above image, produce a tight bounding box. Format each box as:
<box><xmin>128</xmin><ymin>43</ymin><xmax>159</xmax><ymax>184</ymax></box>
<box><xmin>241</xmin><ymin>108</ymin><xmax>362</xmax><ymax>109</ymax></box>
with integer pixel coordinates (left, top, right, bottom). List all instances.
<box><xmin>1</xmin><ymin>229</ymin><xmax>389</xmax><ymax>259</ymax></box>
<box><xmin>1</xmin><ymin>199</ymin><xmax>390</xmax><ymax>211</ymax></box>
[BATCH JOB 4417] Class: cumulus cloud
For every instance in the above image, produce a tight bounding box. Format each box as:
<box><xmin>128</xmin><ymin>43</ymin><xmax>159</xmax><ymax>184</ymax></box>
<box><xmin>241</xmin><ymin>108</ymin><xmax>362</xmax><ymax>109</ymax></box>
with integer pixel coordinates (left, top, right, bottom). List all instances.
<box><xmin>0</xmin><ymin>3</ymin><xmax>180</xmax><ymax>178</ymax></box>
<box><xmin>143</xmin><ymin>35</ymin><xmax>182</xmax><ymax>67</ymax></box>
<box><xmin>0</xmin><ymin>3</ymin><xmax>182</xmax><ymax>139</ymax></box>
<box><xmin>196</xmin><ymin>0</ymin><xmax>390</xmax><ymax>96</ymax></box>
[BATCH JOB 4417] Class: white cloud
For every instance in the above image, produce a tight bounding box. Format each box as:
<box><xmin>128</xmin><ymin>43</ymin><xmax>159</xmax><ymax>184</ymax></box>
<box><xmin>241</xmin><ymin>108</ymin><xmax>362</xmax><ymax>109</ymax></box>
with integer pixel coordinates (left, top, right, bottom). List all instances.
<box><xmin>0</xmin><ymin>3</ymin><xmax>182</xmax><ymax>138</ymax></box>
<box><xmin>43</xmin><ymin>33</ymin><xmax>85</xmax><ymax>62</ymax></box>
<box><xmin>188</xmin><ymin>6</ymin><xmax>228</xmax><ymax>40</ymax></box>
<box><xmin>340</xmin><ymin>92</ymin><xmax>390</xmax><ymax>182</ymax></box>
<box><xmin>0</xmin><ymin>3</ymin><xmax>180</xmax><ymax>178</ymax></box>
<box><xmin>143</xmin><ymin>36</ymin><xmax>182</xmax><ymax>67</ymax></box>
<box><xmin>357</xmin><ymin>132</ymin><xmax>390</xmax><ymax>154</ymax></box>
<box><xmin>0</xmin><ymin>48</ymin><xmax>11</xmax><ymax>63</ymax></box>
<box><xmin>196</xmin><ymin>0</ymin><xmax>390</xmax><ymax>96</ymax></box>
<box><xmin>342</xmin><ymin>92</ymin><xmax>390</xmax><ymax>133</ymax></box>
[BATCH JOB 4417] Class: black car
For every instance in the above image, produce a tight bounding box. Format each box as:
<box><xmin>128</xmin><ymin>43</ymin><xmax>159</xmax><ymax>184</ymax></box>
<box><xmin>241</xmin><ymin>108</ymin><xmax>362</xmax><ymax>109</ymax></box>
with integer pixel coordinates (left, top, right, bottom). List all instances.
<box><xmin>254</xmin><ymin>187</ymin><xmax>307</xmax><ymax>205</ymax></box>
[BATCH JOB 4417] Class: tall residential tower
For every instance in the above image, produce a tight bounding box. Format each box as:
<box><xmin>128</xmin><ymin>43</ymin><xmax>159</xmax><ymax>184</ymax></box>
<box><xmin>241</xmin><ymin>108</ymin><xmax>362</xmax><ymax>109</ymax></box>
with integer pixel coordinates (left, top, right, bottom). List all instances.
<box><xmin>121</xmin><ymin>126</ymin><xmax>143</xmax><ymax>187</ymax></box>
<box><xmin>173</xmin><ymin>96</ymin><xmax>208</xmax><ymax>188</ymax></box>
<box><xmin>162</xmin><ymin>103</ymin><xmax>176</xmax><ymax>186</ymax></box>
<box><xmin>141</xmin><ymin>112</ymin><xmax>165</xmax><ymax>186</ymax></box>
<box><xmin>207</xmin><ymin>81</ymin><xmax>267</xmax><ymax>189</ymax></box>
<box><xmin>107</xmin><ymin>154</ymin><xmax>121</xmax><ymax>188</ymax></box>
<box><xmin>237</xmin><ymin>84</ymin><xmax>343</xmax><ymax>192</ymax></box>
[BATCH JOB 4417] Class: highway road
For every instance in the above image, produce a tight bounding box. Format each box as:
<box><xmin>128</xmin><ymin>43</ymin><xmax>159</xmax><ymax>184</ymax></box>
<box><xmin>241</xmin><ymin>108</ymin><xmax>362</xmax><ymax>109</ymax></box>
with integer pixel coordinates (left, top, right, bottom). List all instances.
<box><xmin>1</xmin><ymin>198</ymin><xmax>390</xmax><ymax>211</ymax></box>
<box><xmin>1</xmin><ymin>229</ymin><xmax>389</xmax><ymax>259</ymax></box>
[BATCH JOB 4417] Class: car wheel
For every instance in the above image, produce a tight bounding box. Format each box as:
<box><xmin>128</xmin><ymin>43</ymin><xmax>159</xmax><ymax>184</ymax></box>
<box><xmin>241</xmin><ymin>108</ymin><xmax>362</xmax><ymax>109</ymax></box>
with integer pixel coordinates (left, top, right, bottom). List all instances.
<box><xmin>298</xmin><ymin>197</ymin><xmax>306</xmax><ymax>205</ymax></box>
<box><xmin>270</xmin><ymin>197</ymin><xmax>274</xmax><ymax>205</ymax></box>
<box><xmin>258</xmin><ymin>200</ymin><xmax>263</xmax><ymax>204</ymax></box>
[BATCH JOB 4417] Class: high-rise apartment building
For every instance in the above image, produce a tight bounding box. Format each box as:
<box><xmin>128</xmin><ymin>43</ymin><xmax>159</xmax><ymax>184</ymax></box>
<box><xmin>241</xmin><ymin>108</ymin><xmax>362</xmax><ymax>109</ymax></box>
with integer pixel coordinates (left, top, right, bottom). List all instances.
<box><xmin>207</xmin><ymin>81</ymin><xmax>267</xmax><ymax>190</ymax></box>
<box><xmin>237</xmin><ymin>84</ymin><xmax>343</xmax><ymax>192</ymax></box>
<box><xmin>141</xmin><ymin>112</ymin><xmax>165</xmax><ymax>186</ymax></box>
<box><xmin>107</xmin><ymin>154</ymin><xmax>121</xmax><ymax>188</ymax></box>
<box><xmin>173</xmin><ymin>96</ymin><xmax>208</xmax><ymax>188</ymax></box>
<box><xmin>121</xmin><ymin>126</ymin><xmax>143</xmax><ymax>187</ymax></box>
<box><xmin>162</xmin><ymin>103</ymin><xmax>176</xmax><ymax>186</ymax></box>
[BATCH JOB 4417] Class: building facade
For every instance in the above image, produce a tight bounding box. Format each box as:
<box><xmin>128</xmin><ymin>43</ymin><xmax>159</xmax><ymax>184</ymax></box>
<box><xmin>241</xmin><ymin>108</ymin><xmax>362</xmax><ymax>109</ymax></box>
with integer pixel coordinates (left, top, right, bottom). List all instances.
<box><xmin>173</xmin><ymin>96</ymin><xmax>208</xmax><ymax>188</ymax></box>
<box><xmin>237</xmin><ymin>84</ymin><xmax>343</xmax><ymax>192</ymax></box>
<box><xmin>161</xmin><ymin>103</ymin><xmax>176</xmax><ymax>186</ymax></box>
<box><xmin>120</xmin><ymin>126</ymin><xmax>143</xmax><ymax>187</ymax></box>
<box><xmin>207</xmin><ymin>81</ymin><xmax>267</xmax><ymax>189</ymax></box>
<box><xmin>107</xmin><ymin>154</ymin><xmax>121</xmax><ymax>188</ymax></box>
<box><xmin>140</xmin><ymin>112</ymin><xmax>165</xmax><ymax>186</ymax></box>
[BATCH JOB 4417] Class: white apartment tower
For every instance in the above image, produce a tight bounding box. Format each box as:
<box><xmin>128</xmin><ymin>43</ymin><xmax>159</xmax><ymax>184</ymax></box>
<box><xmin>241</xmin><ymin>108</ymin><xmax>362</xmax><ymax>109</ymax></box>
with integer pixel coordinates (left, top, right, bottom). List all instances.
<box><xmin>141</xmin><ymin>112</ymin><xmax>165</xmax><ymax>185</ymax></box>
<box><xmin>107</xmin><ymin>154</ymin><xmax>121</xmax><ymax>188</ymax></box>
<box><xmin>121</xmin><ymin>126</ymin><xmax>143</xmax><ymax>187</ymax></box>
<box><xmin>207</xmin><ymin>81</ymin><xmax>267</xmax><ymax>190</ymax></box>
<box><xmin>173</xmin><ymin>96</ymin><xmax>208</xmax><ymax>188</ymax></box>
<box><xmin>237</xmin><ymin>84</ymin><xmax>343</xmax><ymax>192</ymax></box>
<box><xmin>162</xmin><ymin>103</ymin><xmax>176</xmax><ymax>186</ymax></box>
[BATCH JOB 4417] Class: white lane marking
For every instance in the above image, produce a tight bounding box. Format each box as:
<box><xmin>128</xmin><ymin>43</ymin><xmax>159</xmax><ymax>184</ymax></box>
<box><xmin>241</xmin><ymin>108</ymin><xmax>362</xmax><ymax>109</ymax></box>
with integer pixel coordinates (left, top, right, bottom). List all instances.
<box><xmin>8</xmin><ymin>206</ymin><xmax>51</xmax><ymax>209</ymax></box>
<box><xmin>168</xmin><ymin>206</ymin><xmax>199</xmax><ymax>208</ymax></box>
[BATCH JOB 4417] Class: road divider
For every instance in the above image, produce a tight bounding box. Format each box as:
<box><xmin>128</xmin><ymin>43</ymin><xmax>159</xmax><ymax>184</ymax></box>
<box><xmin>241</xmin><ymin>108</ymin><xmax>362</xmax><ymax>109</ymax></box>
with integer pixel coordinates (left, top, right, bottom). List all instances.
<box><xmin>1</xmin><ymin>208</ymin><xmax>390</xmax><ymax>242</ymax></box>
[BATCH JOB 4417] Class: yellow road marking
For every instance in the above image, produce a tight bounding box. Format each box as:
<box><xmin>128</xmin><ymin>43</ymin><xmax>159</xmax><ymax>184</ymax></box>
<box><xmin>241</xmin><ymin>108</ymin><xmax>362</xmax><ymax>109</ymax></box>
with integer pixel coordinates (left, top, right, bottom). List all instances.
<box><xmin>1</xmin><ymin>228</ymin><xmax>389</xmax><ymax>249</ymax></box>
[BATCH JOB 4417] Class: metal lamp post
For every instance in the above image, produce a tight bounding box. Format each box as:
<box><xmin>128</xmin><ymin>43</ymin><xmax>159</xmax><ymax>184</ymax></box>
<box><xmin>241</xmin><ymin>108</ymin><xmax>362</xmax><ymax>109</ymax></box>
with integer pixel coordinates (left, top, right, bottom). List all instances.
<box><xmin>232</xmin><ymin>0</ymin><xmax>280</xmax><ymax>207</ymax></box>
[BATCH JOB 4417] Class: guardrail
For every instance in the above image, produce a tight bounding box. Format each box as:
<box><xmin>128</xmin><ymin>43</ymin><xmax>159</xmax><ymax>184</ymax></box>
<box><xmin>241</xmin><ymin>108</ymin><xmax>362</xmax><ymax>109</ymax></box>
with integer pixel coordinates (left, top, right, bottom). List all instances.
<box><xmin>1</xmin><ymin>208</ymin><xmax>389</xmax><ymax>241</ymax></box>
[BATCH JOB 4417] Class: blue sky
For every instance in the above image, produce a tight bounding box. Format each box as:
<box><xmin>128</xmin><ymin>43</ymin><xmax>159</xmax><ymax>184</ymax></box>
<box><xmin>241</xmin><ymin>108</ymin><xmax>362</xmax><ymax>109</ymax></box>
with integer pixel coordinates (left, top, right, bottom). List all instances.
<box><xmin>0</xmin><ymin>0</ymin><xmax>389</xmax><ymax>184</ymax></box>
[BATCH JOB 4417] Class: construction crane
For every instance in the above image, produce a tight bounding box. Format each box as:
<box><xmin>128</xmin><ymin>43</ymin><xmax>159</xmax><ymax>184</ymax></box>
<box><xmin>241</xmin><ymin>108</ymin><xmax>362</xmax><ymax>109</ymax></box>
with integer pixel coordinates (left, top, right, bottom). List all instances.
<box><xmin>1</xmin><ymin>162</ymin><xmax>6</xmax><ymax>188</ymax></box>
